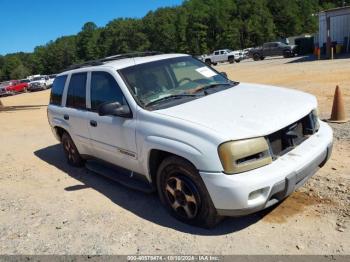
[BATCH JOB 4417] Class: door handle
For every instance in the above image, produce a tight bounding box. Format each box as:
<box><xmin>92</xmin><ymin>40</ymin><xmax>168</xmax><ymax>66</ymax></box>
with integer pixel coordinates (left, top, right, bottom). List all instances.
<box><xmin>90</xmin><ymin>120</ymin><xmax>97</xmax><ymax>127</ymax></box>
<box><xmin>64</xmin><ymin>114</ymin><xmax>69</xmax><ymax>120</ymax></box>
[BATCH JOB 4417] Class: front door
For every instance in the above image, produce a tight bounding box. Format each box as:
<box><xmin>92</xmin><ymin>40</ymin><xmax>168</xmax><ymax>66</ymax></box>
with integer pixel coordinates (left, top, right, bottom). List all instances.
<box><xmin>86</xmin><ymin>71</ymin><xmax>138</xmax><ymax>171</ymax></box>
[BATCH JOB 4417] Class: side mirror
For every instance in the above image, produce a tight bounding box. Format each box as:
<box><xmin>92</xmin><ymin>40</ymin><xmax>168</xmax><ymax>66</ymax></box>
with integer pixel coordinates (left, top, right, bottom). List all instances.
<box><xmin>220</xmin><ymin>72</ymin><xmax>228</xmax><ymax>78</ymax></box>
<box><xmin>98</xmin><ymin>102</ymin><xmax>132</xmax><ymax>118</ymax></box>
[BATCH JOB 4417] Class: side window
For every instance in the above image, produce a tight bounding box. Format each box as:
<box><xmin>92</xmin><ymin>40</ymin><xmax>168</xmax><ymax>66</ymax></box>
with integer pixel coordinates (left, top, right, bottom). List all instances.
<box><xmin>50</xmin><ymin>75</ymin><xmax>67</xmax><ymax>106</ymax></box>
<box><xmin>214</xmin><ymin>51</ymin><xmax>219</xmax><ymax>55</ymax></box>
<box><xmin>90</xmin><ymin>71</ymin><xmax>124</xmax><ymax>112</ymax></box>
<box><xmin>220</xmin><ymin>50</ymin><xmax>225</xmax><ymax>55</ymax></box>
<box><xmin>66</xmin><ymin>72</ymin><xmax>87</xmax><ymax>109</ymax></box>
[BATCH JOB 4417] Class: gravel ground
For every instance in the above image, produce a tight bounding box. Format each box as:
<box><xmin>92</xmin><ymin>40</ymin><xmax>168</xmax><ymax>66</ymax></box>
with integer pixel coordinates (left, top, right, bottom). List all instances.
<box><xmin>0</xmin><ymin>56</ymin><xmax>349</xmax><ymax>255</ymax></box>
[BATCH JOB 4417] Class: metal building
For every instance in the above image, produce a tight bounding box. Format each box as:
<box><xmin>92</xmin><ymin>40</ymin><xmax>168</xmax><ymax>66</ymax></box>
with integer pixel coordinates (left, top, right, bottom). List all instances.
<box><xmin>317</xmin><ymin>6</ymin><xmax>350</xmax><ymax>56</ymax></box>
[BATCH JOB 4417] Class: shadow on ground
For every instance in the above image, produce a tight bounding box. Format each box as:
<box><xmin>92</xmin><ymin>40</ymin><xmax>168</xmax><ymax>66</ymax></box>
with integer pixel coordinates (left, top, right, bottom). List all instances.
<box><xmin>0</xmin><ymin>105</ymin><xmax>47</xmax><ymax>112</ymax></box>
<box><xmin>34</xmin><ymin>144</ymin><xmax>276</xmax><ymax>236</ymax></box>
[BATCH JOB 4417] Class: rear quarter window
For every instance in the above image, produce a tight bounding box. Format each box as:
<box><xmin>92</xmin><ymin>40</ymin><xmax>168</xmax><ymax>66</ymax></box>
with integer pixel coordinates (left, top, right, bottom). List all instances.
<box><xmin>50</xmin><ymin>75</ymin><xmax>67</xmax><ymax>106</ymax></box>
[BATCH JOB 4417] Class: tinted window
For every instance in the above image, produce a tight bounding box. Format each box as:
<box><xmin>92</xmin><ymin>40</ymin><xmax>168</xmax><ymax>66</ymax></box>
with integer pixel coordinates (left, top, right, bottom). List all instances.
<box><xmin>214</xmin><ymin>51</ymin><xmax>219</xmax><ymax>55</ymax></box>
<box><xmin>50</xmin><ymin>75</ymin><xmax>67</xmax><ymax>105</ymax></box>
<box><xmin>66</xmin><ymin>73</ymin><xmax>87</xmax><ymax>109</ymax></box>
<box><xmin>90</xmin><ymin>72</ymin><xmax>124</xmax><ymax>112</ymax></box>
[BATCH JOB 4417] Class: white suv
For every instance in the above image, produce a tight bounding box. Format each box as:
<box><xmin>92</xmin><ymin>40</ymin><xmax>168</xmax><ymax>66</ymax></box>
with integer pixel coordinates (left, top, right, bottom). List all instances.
<box><xmin>47</xmin><ymin>52</ymin><xmax>333</xmax><ymax>227</ymax></box>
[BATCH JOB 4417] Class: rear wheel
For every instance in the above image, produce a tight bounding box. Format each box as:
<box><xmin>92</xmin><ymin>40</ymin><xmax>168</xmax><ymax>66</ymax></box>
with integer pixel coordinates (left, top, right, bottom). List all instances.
<box><xmin>157</xmin><ymin>156</ymin><xmax>222</xmax><ymax>228</ymax></box>
<box><xmin>205</xmin><ymin>59</ymin><xmax>211</xmax><ymax>66</ymax></box>
<box><xmin>253</xmin><ymin>53</ymin><xmax>261</xmax><ymax>61</ymax></box>
<box><xmin>283</xmin><ymin>50</ymin><xmax>291</xmax><ymax>58</ymax></box>
<box><xmin>62</xmin><ymin>132</ymin><xmax>85</xmax><ymax>167</ymax></box>
<box><xmin>228</xmin><ymin>56</ymin><xmax>234</xmax><ymax>64</ymax></box>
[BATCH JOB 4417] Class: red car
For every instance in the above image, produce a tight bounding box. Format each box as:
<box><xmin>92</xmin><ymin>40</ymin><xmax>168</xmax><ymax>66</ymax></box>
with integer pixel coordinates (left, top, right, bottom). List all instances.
<box><xmin>5</xmin><ymin>79</ymin><xmax>30</xmax><ymax>93</ymax></box>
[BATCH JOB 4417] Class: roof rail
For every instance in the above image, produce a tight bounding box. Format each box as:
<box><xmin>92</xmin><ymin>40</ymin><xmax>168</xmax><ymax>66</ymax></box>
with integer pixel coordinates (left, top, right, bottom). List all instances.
<box><xmin>100</xmin><ymin>51</ymin><xmax>163</xmax><ymax>62</ymax></box>
<box><xmin>61</xmin><ymin>51</ymin><xmax>163</xmax><ymax>72</ymax></box>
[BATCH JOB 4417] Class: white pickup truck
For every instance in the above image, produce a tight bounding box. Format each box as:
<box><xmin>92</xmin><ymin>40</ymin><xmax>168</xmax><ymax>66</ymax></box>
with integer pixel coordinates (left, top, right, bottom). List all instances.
<box><xmin>200</xmin><ymin>49</ymin><xmax>242</xmax><ymax>65</ymax></box>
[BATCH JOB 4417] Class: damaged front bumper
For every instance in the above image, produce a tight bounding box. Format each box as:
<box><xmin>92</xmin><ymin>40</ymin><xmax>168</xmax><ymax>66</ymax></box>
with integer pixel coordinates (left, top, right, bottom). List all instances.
<box><xmin>200</xmin><ymin>121</ymin><xmax>333</xmax><ymax>216</ymax></box>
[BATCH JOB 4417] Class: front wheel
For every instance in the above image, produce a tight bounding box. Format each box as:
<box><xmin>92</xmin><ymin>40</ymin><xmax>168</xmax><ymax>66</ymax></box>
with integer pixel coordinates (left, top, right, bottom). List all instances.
<box><xmin>157</xmin><ymin>156</ymin><xmax>222</xmax><ymax>228</ymax></box>
<box><xmin>62</xmin><ymin>132</ymin><xmax>85</xmax><ymax>167</ymax></box>
<box><xmin>205</xmin><ymin>59</ymin><xmax>211</xmax><ymax>66</ymax></box>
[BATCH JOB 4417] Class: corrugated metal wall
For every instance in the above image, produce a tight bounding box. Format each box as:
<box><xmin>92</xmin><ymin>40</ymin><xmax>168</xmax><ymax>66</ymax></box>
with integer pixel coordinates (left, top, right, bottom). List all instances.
<box><xmin>330</xmin><ymin>14</ymin><xmax>350</xmax><ymax>44</ymax></box>
<box><xmin>318</xmin><ymin>9</ymin><xmax>350</xmax><ymax>46</ymax></box>
<box><xmin>318</xmin><ymin>13</ymin><xmax>327</xmax><ymax>45</ymax></box>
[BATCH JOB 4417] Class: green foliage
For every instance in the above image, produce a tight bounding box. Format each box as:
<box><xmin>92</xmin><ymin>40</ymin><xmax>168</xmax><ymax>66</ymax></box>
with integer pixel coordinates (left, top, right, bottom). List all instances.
<box><xmin>10</xmin><ymin>64</ymin><xmax>30</xmax><ymax>80</ymax></box>
<box><xmin>0</xmin><ymin>0</ymin><xmax>347</xmax><ymax>81</ymax></box>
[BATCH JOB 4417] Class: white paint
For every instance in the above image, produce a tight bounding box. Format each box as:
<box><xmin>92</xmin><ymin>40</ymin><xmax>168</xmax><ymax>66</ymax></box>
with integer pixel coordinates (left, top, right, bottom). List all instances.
<box><xmin>195</xmin><ymin>66</ymin><xmax>217</xmax><ymax>78</ymax></box>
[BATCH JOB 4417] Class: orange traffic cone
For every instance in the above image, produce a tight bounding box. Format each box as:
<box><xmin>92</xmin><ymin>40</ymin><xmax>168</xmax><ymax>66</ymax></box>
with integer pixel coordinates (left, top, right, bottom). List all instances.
<box><xmin>328</xmin><ymin>85</ymin><xmax>348</xmax><ymax>123</ymax></box>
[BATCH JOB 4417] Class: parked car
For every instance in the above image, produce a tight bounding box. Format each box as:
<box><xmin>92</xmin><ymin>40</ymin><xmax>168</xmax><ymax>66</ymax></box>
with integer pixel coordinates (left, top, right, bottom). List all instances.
<box><xmin>28</xmin><ymin>76</ymin><xmax>51</xmax><ymax>91</ymax></box>
<box><xmin>249</xmin><ymin>42</ymin><xmax>298</xmax><ymax>61</ymax></box>
<box><xmin>0</xmin><ymin>80</ymin><xmax>28</xmax><ymax>96</ymax></box>
<box><xmin>200</xmin><ymin>49</ymin><xmax>241</xmax><ymax>65</ymax></box>
<box><xmin>8</xmin><ymin>79</ymin><xmax>30</xmax><ymax>93</ymax></box>
<box><xmin>0</xmin><ymin>81</ymin><xmax>13</xmax><ymax>96</ymax></box>
<box><xmin>47</xmin><ymin>52</ymin><xmax>333</xmax><ymax>228</ymax></box>
<box><xmin>48</xmin><ymin>74</ymin><xmax>56</xmax><ymax>87</ymax></box>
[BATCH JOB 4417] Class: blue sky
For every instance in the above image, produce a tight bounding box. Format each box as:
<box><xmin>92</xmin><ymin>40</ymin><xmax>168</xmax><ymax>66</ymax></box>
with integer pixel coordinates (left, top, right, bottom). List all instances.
<box><xmin>0</xmin><ymin>0</ymin><xmax>182</xmax><ymax>55</ymax></box>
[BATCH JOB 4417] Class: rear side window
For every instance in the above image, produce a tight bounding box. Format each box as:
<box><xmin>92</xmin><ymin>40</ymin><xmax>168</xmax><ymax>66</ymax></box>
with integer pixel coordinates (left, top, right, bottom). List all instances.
<box><xmin>50</xmin><ymin>75</ymin><xmax>67</xmax><ymax>105</ymax></box>
<box><xmin>90</xmin><ymin>72</ymin><xmax>124</xmax><ymax>112</ymax></box>
<box><xmin>66</xmin><ymin>73</ymin><xmax>87</xmax><ymax>109</ymax></box>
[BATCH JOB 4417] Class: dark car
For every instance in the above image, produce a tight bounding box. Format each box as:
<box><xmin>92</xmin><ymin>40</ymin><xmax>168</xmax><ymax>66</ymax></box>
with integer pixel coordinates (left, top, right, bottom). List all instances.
<box><xmin>249</xmin><ymin>42</ymin><xmax>298</xmax><ymax>61</ymax></box>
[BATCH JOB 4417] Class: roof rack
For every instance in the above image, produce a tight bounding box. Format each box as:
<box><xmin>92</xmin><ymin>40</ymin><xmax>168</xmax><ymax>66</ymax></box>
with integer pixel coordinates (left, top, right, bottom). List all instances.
<box><xmin>62</xmin><ymin>51</ymin><xmax>163</xmax><ymax>72</ymax></box>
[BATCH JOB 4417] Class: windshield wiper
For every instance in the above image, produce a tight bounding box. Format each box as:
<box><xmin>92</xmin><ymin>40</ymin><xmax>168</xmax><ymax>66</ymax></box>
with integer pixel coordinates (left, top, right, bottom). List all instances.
<box><xmin>145</xmin><ymin>94</ymin><xmax>198</xmax><ymax>107</ymax></box>
<box><xmin>190</xmin><ymin>82</ymin><xmax>238</xmax><ymax>95</ymax></box>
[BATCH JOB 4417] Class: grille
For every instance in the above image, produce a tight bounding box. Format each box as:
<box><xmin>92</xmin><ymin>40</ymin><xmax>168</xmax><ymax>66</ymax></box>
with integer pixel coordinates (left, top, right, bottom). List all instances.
<box><xmin>267</xmin><ymin>111</ymin><xmax>319</xmax><ymax>158</ymax></box>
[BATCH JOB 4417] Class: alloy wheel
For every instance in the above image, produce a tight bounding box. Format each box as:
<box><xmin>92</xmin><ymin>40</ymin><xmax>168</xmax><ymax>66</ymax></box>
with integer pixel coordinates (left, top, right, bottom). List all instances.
<box><xmin>164</xmin><ymin>176</ymin><xmax>200</xmax><ymax>220</ymax></box>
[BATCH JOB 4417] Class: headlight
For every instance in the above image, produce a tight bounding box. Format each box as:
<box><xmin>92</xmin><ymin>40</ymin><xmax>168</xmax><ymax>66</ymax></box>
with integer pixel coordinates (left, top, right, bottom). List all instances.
<box><xmin>311</xmin><ymin>109</ymin><xmax>320</xmax><ymax>131</ymax></box>
<box><xmin>218</xmin><ymin>137</ymin><xmax>272</xmax><ymax>174</ymax></box>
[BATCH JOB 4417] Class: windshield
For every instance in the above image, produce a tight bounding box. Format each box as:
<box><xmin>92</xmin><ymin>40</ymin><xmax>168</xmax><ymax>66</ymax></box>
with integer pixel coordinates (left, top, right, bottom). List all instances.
<box><xmin>33</xmin><ymin>77</ymin><xmax>44</xmax><ymax>81</ymax></box>
<box><xmin>119</xmin><ymin>56</ymin><xmax>232</xmax><ymax>109</ymax></box>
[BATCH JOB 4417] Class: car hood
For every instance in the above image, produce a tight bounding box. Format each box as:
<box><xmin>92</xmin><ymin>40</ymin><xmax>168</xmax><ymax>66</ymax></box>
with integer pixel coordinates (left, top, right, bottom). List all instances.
<box><xmin>155</xmin><ymin>83</ymin><xmax>317</xmax><ymax>140</ymax></box>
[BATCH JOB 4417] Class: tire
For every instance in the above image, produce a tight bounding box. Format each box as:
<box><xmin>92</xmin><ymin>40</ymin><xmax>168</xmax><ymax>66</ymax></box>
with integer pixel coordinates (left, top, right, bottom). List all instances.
<box><xmin>157</xmin><ymin>156</ymin><xmax>222</xmax><ymax>228</ymax></box>
<box><xmin>212</xmin><ymin>62</ymin><xmax>217</xmax><ymax>66</ymax></box>
<box><xmin>235</xmin><ymin>59</ymin><xmax>241</xmax><ymax>63</ymax></box>
<box><xmin>61</xmin><ymin>132</ymin><xmax>85</xmax><ymax>167</ymax></box>
<box><xmin>205</xmin><ymin>59</ymin><xmax>211</xmax><ymax>66</ymax></box>
<box><xmin>283</xmin><ymin>50</ymin><xmax>291</xmax><ymax>58</ymax></box>
<box><xmin>228</xmin><ymin>56</ymin><xmax>234</xmax><ymax>64</ymax></box>
<box><xmin>260</xmin><ymin>56</ymin><xmax>265</xmax><ymax>60</ymax></box>
<box><xmin>253</xmin><ymin>53</ymin><xmax>261</xmax><ymax>61</ymax></box>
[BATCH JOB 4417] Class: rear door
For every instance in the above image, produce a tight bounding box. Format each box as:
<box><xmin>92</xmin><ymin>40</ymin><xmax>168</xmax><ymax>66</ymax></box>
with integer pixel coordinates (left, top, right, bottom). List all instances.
<box><xmin>86</xmin><ymin>70</ymin><xmax>138</xmax><ymax>171</ymax></box>
<box><xmin>62</xmin><ymin>72</ymin><xmax>92</xmax><ymax>155</ymax></box>
<box><xmin>212</xmin><ymin>51</ymin><xmax>220</xmax><ymax>63</ymax></box>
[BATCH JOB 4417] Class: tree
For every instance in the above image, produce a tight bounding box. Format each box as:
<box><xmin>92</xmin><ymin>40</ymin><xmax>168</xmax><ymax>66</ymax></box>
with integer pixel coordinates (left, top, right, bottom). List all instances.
<box><xmin>10</xmin><ymin>64</ymin><xmax>30</xmax><ymax>79</ymax></box>
<box><xmin>0</xmin><ymin>0</ymin><xmax>348</xmax><ymax>76</ymax></box>
<box><xmin>76</xmin><ymin>22</ymin><xmax>100</xmax><ymax>61</ymax></box>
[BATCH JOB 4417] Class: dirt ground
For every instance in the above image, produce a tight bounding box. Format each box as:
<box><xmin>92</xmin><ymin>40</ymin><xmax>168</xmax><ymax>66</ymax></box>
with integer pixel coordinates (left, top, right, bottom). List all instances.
<box><xmin>0</xmin><ymin>56</ymin><xmax>349</xmax><ymax>255</ymax></box>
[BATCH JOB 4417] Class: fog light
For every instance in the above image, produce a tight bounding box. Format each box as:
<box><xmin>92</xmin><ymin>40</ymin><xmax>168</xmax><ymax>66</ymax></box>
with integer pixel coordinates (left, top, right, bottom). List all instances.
<box><xmin>248</xmin><ymin>187</ymin><xmax>269</xmax><ymax>201</ymax></box>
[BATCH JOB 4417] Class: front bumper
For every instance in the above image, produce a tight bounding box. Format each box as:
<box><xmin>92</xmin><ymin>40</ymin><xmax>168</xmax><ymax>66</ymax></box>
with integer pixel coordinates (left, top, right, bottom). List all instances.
<box><xmin>0</xmin><ymin>89</ymin><xmax>14</xmax><ymax>96</ymax></box>
<box><xmin>28</xmin><ymin>85</ymin><xmax>45</xmax><ymax>91</ymax></box>
<box><xmin>200</xmin><ymin>121</ymin><xmax>333</xmax><ymax>216</ymax></box>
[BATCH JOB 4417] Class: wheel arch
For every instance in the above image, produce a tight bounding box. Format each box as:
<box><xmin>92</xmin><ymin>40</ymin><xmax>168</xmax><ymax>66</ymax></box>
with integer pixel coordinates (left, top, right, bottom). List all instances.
<box><xmin>53</xmin><ymin>126</ymin><xmax>69</xmax><ymax>142</ymax></box>
<box><xmin>148</xmin><ymin>149</ymin><xmax>199</xmax><ymax>188</ymax></box>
